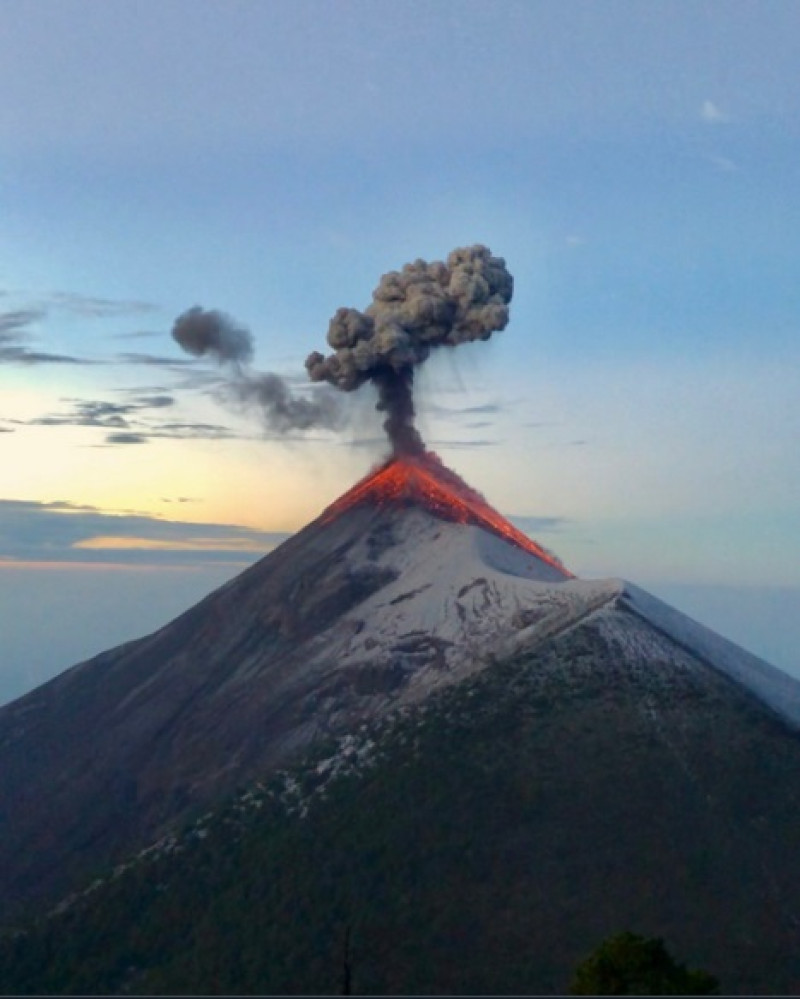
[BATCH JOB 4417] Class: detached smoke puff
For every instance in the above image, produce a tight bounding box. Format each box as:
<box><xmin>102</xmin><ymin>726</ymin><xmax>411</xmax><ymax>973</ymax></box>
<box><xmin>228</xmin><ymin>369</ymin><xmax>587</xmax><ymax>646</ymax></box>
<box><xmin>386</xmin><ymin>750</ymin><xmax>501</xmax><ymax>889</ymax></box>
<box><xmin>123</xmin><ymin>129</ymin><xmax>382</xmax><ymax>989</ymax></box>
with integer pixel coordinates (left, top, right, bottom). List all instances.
<box><xmin>172</xmin><ymin>306</ymin><xmax>253</xmax><ymax>366</ymax></box>
<box><xmin>306</xmin><ymin>245</ymin><xmax>513</xmax><ymax>454</ymax></box>
<box><xmin>171</xmin><ymin>307</ymin><xmax>342</xmax><ymax>435</ymax></box>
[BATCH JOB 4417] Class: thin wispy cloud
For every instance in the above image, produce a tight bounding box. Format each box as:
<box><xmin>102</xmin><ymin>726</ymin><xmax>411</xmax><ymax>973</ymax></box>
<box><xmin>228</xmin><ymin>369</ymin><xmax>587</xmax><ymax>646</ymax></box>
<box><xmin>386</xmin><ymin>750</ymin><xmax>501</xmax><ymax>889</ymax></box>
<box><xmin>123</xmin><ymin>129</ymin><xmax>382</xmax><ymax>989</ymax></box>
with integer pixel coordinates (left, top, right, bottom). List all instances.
<box><xmin>0</xmin><ymin>309</ymin><xmax>46</xmax><ymax>334</ymax></box>
<box><xmin>700</xmin><ymin>99</ymin><xmax>731</xmax><ymax>123</ymax></box>
<box><xmin>115</xmin><ymin>351</ymin><xmax>196</xmax><ymax>368</ymax></box>
<box><xmin>428</xmin><ymin>438</ymin><xmax>499</xmax><ymax>450</ymax></box>
<box><xmin>29</xmin><ymin>396</ymin><xmax>174</xmax><ymax>429</ymax></box>
<box><xmin>47</xmin><ymin>292</ymin><xmax>158</xmax><ymax>318</ymax></box>
<box><xmin>508</xmin><ymin>515</ymin><xmax>569</xmax><ymax>535</ymax></box>
<box><xmin>144</xmin><ymin>422</ymin><xmax>239</xmax><ymax>440</ymax></box>
<box><xmin>104</xmin><ymin>432</ymin><xmax>150</xmax><ymax>445</ymax></box>
<box><xmin>339</xmin><ymin>436</ymin><xmax>498</xmax><ymax>450</ymax></box>
<box><xmin>706</xmin><ymin>153</ymin><xmax>739</xmax><ymax>172</ymax></box>
<box><xmin>428</xmin><ymin>402</ymin><xmax>503</xmax><ymax>417</ymax></box>
<box><xmin>0</xmin><ymin>345</ymin><xmax>92</xmax><ymax>365</ymax></box>
<box><xmin>111</xmin><ymin>330</ymin><xmax>162</xmax><ymax>340</ymax></box>
<box><xmin>22</xmin><ymin>395</ymin><xmax>242</xmax><ymax>447</ymax></box>
<box><xmin>0</xmin><ymin>308</ymin><xmax>97</xmax><ymax>365</ymax></box>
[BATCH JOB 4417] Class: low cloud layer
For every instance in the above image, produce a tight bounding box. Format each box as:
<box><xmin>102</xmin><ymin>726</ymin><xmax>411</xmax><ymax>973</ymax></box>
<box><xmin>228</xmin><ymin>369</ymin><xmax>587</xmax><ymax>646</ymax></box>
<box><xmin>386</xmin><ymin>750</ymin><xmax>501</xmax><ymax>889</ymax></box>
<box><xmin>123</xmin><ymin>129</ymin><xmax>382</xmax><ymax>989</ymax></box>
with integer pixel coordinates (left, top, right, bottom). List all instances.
<box><xmin>0</xmin><ymin>500</ymin><xmax>289</xmax><ymax>565</ymax></box>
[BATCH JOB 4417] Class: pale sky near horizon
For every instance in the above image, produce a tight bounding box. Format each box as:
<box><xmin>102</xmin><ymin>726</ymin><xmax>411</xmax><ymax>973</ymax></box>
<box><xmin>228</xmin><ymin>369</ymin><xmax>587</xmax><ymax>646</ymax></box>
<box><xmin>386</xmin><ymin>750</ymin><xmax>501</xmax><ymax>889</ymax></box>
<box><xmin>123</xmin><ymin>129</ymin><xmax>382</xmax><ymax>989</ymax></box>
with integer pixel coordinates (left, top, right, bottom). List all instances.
<box><xmin>1</xmin><ymin>0</ymin><xmax>798</xmax><ymax>703</ymax></box>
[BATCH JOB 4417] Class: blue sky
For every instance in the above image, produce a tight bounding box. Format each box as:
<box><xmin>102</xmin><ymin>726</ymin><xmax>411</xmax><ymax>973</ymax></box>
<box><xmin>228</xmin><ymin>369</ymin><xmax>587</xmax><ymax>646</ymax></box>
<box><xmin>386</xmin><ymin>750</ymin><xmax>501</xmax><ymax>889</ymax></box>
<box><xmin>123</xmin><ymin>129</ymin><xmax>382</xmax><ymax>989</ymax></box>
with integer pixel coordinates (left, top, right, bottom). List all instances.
<box><xmin>1</xmin><ymin>0</ymin><xmax>798</xmax><ymax>703</ymax></box>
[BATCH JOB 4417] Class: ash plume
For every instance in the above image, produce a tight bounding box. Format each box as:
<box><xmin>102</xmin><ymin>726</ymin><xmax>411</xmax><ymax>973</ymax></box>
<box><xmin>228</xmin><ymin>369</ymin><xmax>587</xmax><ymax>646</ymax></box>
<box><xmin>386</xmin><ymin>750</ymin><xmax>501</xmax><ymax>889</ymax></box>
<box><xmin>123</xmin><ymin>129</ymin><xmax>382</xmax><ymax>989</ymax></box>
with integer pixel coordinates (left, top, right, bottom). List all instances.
<box><xmin>172</xmin><ymin>307</ymin><xmax>341</xmax><ymax>434</ymax></box>
<box><xmin>306</xmin><ymin>244</ymin><xmax>513</xmax><ymax>455</ymax></box>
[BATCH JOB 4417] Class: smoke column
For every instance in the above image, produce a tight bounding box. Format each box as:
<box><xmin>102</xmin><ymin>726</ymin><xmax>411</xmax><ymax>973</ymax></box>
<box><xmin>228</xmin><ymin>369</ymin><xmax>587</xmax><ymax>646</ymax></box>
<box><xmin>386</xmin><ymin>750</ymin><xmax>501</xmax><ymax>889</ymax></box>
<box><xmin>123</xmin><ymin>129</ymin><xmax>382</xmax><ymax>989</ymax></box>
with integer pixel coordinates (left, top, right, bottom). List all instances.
<box><xmin>172</xmin><ymin>307</ymin><xmax>341</xmax><ymax>434</ymax></box>
<box><xmin>306</xmin><ymin>245</ymin><xmax>513</xmax><ymax>455</ymax></box>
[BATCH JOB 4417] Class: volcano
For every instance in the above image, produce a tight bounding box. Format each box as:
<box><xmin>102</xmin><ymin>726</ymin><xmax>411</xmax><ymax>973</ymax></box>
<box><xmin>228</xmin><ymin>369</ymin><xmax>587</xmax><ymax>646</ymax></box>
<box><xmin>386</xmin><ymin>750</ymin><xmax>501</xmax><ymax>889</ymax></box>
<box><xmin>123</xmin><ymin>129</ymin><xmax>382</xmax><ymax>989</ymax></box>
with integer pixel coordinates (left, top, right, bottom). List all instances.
<box><xmin>2</xmin><ymin>453</ymin><xmax>800</xmax><ymax>993</ymax></box>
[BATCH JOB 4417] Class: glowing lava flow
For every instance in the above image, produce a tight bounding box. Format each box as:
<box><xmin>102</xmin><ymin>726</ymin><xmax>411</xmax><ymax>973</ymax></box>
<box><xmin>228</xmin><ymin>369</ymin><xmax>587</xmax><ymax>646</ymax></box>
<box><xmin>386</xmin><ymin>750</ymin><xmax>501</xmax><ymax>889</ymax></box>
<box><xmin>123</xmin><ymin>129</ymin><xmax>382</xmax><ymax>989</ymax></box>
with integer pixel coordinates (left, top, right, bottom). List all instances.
<box><xmin>319</xmin><ymin>452</ymin><xmax>573</xmax><ymax>578</ymax></box>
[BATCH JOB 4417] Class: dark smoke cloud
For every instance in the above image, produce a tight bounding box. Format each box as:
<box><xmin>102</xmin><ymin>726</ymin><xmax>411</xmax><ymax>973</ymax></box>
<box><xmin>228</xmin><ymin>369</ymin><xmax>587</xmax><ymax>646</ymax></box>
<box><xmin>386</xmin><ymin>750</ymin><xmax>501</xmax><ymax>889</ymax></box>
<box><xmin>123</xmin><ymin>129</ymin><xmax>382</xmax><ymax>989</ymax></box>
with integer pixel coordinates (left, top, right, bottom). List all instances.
<box><xmin>171</xmin><ymin>307</ymin><xmax>342</xmax><ymax>435</ymax></box>
<box><xmin>172</xmin><ymin>306</ymin><xmax>253</xmax><ymax>366</ymax></box>
<box><xmin>305</xmin><ymin>244</ymin><xmax>513</xmax><ymax>455</ymax></box>
<box><xmin>234</xmin><ymin>373</ymin><xmax>342</xmax><ymax>434</ymax></box>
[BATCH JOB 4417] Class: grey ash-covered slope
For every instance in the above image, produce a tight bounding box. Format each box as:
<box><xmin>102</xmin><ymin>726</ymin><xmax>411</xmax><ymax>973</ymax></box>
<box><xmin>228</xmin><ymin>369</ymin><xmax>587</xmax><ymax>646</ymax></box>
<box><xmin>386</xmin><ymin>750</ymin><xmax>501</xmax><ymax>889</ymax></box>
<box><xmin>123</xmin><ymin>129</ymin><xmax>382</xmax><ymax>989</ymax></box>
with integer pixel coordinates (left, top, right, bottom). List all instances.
<box><xmin>1</xmin><ymin>453</ymin><xmax>799</xmax><ymax>939</ymax></box>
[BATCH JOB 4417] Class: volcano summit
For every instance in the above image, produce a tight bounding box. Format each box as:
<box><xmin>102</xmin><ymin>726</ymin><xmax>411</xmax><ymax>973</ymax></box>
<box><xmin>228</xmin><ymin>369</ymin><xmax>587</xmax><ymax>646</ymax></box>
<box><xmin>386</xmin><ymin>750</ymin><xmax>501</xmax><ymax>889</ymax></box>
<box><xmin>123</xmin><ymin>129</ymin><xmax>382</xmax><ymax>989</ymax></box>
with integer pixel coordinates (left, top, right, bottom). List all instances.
<box><xmin>3</xmin><ymin>453</ymin><xmax>800</xmax><ymax>993</ymax></box>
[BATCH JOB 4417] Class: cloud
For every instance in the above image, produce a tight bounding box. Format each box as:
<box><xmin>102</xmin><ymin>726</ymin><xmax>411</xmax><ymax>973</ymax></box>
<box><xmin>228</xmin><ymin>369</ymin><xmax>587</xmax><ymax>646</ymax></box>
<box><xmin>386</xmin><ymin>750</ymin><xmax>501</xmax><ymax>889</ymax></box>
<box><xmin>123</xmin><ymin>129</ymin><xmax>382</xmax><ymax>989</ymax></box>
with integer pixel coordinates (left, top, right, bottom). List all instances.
<box><xmin>427</xmin><ymin>438</ymin><xmax>498</xmax><ymax>450</ymax></box>
<box><xmin>105</xmin><ymin>432</ymin><xmax>149</xmax><ymax>445</ymax></box>
<box><xmin>133</xmin><ymin>394</ymin><xmax>175</xmax><ymax>409</ymax></box>
<box><xmin>23</xmin><ymin>395</ymin><xmax>242</xmax><ymax>447</ymax></box>
<box><xmin>115</xmin><ymin>351</ymin><xmax>196</xmax><ymax>367</ymax></box>
<box><xmin>0</xmin><ymin>309</ymin><xmax>45</xmax><ymax>335</ymax></box>
<box><xmin>700</xmin><ymin>99</ymin><xmax>731</xmax><ymax>123</ymax></box>
<box><xmin>338</xmin><ymin>436</ymin><xmax>498</xmax><ymax>450</ymax></box>
<box><xmin>111</xmin><ymin>330</ymin><xmax>161</xmax><ymax>340</ymax></box>
<box><xmin>0</xmin><ymin>345</ymin><xmax>93</xmax><ymax>365</ymax></box>
<box><xmin>98</xmin><ymin>423</ymin><xmax>241</xmax><ymax>446</ymax></box>
<box><xmin>146</xmin><ymin>422</ymin><xmax>239</xmax><ymax>440</ymax></box>
<box><xmin>28</xmin><ymin>394</ymin><xmax>177</xmax><ymax>432</ymax></box>
<box><xmin>706</xmin><ymin>153</ymin><xmax>738</xmax><ymax>172</ymax></box>
<box><xmin>428</xmin><ymin>402</ymin><xmax>503</xmax><ymax>417</ymax></box>
<box><xmin>508</xmin><ymin>515</ymin><xmax>569</xmax><ymax>535</ymax></box>
<box><xmin>47</xmin><ymin>292</ymin><xmax>158</xmax><ymax>318</ymax></box>
<box><xmin>0</xmin><ymin>308</ymin><xmax>97</xmax><ymax>365</ymax></box>
<box><xmin>0</xmin><ymin>296</ymin><xmax>159</xmax><ymax>365</ymax></box>
<box><xmin>31</xmin><ymin>400</ymin><xmax>138</xmax><ymax>429</ymax></box>
<box><xmin>0</xmin><ymin>499</ymin><xmax>289</xmax><ymax>566</ymax></box>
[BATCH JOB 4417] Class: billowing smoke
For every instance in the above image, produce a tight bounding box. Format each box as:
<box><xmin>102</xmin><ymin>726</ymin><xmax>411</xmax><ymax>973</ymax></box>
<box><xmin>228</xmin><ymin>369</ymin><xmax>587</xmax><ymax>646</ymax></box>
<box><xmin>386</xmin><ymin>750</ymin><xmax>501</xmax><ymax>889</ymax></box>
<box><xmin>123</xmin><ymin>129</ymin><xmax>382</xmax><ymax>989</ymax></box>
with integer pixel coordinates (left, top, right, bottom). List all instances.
<box><xmin>306</xmin><ymin>245</ymin><xmax>513</xmax><ymax>455</ymax></box>
<box><xmin>172</xmin><ymin>307</ymin><xmax>341</xmax><ymax>434</ymax></box>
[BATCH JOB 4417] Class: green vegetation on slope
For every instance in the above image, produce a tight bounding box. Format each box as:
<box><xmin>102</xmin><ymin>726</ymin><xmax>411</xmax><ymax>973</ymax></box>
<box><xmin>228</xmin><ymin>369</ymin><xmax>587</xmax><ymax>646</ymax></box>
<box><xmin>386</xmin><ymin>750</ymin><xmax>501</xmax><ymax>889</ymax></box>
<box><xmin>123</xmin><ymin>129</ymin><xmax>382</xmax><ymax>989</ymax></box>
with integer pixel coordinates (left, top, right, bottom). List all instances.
<box><xmin>570</xmin><ymin>931</ymin><xmax>719</xmax><ymax>995</ymax></box>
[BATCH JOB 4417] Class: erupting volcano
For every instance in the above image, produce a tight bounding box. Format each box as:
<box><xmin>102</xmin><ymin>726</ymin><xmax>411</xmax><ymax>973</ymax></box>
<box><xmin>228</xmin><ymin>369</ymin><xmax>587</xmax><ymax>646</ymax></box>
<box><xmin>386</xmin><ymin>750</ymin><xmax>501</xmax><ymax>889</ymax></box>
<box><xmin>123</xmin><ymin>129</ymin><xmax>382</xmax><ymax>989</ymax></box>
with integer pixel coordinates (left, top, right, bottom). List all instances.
<box><xmin>320</xmin><ymin>450</ymin><xmax>571</xmax><ymax>577</ymax></box>
<box><xmin>8</xmin><ymin>241</ymin><xmax>800</xmax><ymax>995</ymax></box>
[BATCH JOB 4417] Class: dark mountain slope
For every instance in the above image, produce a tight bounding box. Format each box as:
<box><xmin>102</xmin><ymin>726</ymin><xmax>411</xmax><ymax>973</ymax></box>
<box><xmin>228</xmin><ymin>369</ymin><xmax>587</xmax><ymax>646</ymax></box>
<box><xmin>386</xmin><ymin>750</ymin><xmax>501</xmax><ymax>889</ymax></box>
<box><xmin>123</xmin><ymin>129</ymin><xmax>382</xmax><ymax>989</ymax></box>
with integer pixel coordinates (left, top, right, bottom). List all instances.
<box><xmin>5</xmin><ymin>602</ymin><xmax>800</xmax><ymax>996</ymax></box>
<box><xmin>0</xmin><ymin>500</ymin><xmax>398</xmax><ymax>922</ymax></box>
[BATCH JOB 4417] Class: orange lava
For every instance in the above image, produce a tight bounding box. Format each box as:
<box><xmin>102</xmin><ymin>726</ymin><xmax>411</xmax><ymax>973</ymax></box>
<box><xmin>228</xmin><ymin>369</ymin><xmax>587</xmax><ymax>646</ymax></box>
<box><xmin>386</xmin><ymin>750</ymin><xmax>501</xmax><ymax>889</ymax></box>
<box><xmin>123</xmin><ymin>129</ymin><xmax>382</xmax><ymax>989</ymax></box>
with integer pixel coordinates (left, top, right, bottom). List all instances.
<box><xmin>319</xmin><ymin>452</ymin><xmax>573</xmax><ymax>577</ymax></box>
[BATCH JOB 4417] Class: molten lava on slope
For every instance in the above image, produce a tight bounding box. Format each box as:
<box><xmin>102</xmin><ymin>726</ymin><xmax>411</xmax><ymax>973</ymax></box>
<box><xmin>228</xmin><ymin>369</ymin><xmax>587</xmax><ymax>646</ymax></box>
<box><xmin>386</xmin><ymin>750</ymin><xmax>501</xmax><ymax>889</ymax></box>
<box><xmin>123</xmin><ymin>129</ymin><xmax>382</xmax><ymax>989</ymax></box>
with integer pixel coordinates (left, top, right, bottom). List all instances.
<box><xmin>319</xmin><ymin>452</ymin><xmax>572</xmax><ymax>578</ymax></box>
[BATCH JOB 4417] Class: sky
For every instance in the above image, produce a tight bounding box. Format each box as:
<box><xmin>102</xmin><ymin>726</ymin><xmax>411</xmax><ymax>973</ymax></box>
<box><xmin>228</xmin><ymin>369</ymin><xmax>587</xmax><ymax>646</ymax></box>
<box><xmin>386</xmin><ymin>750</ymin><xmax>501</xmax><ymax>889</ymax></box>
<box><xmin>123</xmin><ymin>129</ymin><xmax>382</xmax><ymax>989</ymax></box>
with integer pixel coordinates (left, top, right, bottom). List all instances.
<box><xmin>1</xmin><ymin>0</ymin><xmax>798</xmax><ymax>704</ymax></box>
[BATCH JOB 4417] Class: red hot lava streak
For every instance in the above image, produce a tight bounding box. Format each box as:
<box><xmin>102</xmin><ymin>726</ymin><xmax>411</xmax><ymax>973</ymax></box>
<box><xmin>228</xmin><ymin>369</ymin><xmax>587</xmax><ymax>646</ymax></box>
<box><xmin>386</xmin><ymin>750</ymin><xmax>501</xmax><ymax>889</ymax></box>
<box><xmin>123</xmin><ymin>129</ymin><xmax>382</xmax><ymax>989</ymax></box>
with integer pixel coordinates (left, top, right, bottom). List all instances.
<box><xmin>319</xmin><ymin>452</ymin><xmax>573</xmax><ymax>578</ymax></box>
